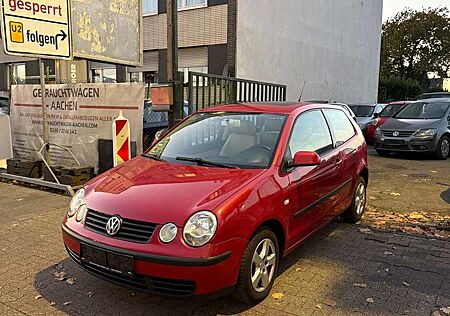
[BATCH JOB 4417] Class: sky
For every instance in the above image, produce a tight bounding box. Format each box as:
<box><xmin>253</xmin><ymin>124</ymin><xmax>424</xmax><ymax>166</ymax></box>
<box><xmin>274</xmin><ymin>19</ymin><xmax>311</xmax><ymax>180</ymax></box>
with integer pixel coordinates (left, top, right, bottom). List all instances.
<box><xmin>383</xmin><ymin>0</ymin><xmax>450</xmax><ymax>21</ymax></box>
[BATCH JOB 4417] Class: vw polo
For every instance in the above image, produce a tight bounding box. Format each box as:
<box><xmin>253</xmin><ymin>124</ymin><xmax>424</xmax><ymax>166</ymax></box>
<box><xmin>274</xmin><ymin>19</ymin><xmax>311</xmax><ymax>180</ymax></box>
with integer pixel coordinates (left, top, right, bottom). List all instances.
<box><xmin>62</xmin><ymin>102</ymin><xmax>369</xmax><ymax>303</ymax></box>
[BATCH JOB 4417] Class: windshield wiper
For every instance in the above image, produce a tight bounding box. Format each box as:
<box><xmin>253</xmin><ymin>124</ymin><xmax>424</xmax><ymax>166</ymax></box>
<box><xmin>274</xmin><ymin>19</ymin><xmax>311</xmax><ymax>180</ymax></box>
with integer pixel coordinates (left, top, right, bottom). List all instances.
<box><xmin>142</xmin><ymin>153</ymin><xmax>166</xmax><ymax>162</ymax></box>
<box><xmin>176</xmin><ymin>156</ymin><xmax>239</xmax><ymax>169</ymax></box>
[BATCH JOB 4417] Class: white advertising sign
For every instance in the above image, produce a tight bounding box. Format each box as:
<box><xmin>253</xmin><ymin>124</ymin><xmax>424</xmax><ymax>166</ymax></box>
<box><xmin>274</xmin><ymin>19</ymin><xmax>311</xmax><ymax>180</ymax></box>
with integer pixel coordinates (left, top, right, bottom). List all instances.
<box><xmin>10</xmin><ymin>83</ymin><xmax>144</xmax><ymax>172</ymax></box>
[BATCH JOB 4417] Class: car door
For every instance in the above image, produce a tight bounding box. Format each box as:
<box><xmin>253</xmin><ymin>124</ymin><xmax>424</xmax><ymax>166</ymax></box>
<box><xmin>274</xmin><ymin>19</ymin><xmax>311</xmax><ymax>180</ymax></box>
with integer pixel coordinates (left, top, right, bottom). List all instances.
<box><xmin>323</xmin><ymin>108</ymin><xmax>359</xmax><ymax>219</ymax></box>
<box><xmin>284</xmin><ymin>110</ymin><xmax>342</xmax><ymax>249</ymax></box>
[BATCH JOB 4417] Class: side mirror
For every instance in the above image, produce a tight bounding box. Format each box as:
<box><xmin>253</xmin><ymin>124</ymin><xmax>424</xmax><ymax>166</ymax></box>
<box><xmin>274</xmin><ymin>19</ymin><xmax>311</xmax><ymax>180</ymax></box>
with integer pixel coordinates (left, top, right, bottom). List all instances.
<box><xmin>288</xmin><ymin>151</ymin><xmax>321</xmax><ymax>168</ymax></box>
<box><xmin>374</xmin><ymin>112</ymin><xmax>380</xmax><ymax>118</ymax></box>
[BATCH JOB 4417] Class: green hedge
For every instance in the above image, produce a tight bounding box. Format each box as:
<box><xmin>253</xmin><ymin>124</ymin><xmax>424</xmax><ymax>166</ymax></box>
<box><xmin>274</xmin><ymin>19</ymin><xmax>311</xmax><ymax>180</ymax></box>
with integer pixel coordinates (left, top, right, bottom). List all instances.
<box><xmin>378</xmin><ymin>77</ymin><xmax>423</xmax><ymax>102</ymax></box>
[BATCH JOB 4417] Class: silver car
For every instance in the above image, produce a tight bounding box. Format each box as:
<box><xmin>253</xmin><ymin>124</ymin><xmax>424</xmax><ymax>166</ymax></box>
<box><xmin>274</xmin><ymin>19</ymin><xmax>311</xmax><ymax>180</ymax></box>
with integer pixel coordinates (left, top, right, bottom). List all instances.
<box><xmin>374</xmin><ymin>99</ymin><xmax>450</xmax><ymax>159</ymax></box>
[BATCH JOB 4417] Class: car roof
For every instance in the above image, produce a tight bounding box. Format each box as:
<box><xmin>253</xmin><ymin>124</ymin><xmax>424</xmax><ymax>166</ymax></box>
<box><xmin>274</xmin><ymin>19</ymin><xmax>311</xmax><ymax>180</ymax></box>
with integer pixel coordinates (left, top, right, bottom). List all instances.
<box><xmin>199</xmin><ymin>102</ymin><xmax>328</xmax><ymax>114</ymax></box>
<box><xmin>411</xmin><ymin>98</ymin><xmax>450</xmax><ymax>103</ymax></box>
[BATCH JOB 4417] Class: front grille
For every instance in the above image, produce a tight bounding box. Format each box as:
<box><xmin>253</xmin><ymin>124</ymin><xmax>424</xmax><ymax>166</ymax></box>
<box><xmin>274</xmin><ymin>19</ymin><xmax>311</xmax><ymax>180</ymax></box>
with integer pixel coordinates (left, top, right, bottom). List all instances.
<box><xmin>85</xmin><ymin>209</ymin><xmax>157</xmax><ymax>243</ymax></box>
<box><xmin>67</xmin><ymin>248</ymin><xmax>196</xmax><ymax>296</ymax></box>
<box><xmin>382</xmin><ymin>130</ymin><xmax>415</xmax><ymax>137</ymax></box>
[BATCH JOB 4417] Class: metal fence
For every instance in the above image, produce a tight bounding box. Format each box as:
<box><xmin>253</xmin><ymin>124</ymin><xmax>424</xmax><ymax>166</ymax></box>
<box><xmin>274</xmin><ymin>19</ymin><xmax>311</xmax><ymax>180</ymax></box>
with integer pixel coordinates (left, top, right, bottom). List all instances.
<box><xmin>187</xmin><ymin>72</ymin><xmax>287</xmax><ymax>114</ymax></box>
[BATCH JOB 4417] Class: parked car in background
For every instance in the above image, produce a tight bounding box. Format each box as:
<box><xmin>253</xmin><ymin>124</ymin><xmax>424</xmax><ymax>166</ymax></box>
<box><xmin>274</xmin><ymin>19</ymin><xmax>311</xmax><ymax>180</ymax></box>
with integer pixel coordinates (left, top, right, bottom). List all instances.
<box><xmin>349</xmin><ymin>104</ymin><xmax>386</xmax><ymax>129</ymax></box>
<box><xmin>374</xmin><ymin>99</ymin><xmax>450</xmax><ymax>159</ymax></box>
<box><xmin>366</xmin><ymin>101</ymin><xmax>412</xmax><ymax>144</ymax></box>
<box><xmin>63</xmin><ymin>102</ymin><xmax>369</xmax><ymax>303</ymax></box>
<box><xmin>0</xmin><ymin>97</ymin><xmax>9</xmax><ymax>115</ymax></box>
<box><xmin>418</xmin><ymin>92</ymin><xmax>450</xmax><ymax>100</ymax></box>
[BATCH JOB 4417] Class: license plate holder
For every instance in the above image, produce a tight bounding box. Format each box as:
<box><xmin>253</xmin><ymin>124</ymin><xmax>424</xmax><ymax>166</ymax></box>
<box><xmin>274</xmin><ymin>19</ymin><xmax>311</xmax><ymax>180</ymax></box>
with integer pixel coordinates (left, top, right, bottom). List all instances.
<box><xmin>80</xmin><ymin>243</ymin><xmax>134</xmax><ymax>274</ymax></box>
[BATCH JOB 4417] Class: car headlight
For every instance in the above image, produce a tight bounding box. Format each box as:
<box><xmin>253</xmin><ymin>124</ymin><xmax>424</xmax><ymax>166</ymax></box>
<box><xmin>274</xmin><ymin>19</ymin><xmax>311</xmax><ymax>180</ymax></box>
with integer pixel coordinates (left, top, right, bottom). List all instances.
<box><xmin>413</xmin><ymin>129</ymin><xmax>437</xmax><ymax>137</ymax></box>
<box><xmin>375</xmin><ymin>128</ymin><xmax>383</xmax><ymax>138</ymax></box>
<box><xmin>371</xmin><ymin>118</ymin><xmax>380</xmax><ymax>126</ymax></box>
<box><xmin>76</xmin><ymin>204</ymin><xmax>88</xmax><ymax>222</ymax></box>
<box><xmin>183</xmin><ymin>211</ymin><xmax>217</xmax><ymax>247</ymax></box>
<box><xmin>159</xmin><ymin>223</ymin><xmax>178</xmax><ymax>243</ymax></box>
<box><xmin>68</xmin><ymin>188</ymin><xmax>85</xmax><ymax>217</ymax></box>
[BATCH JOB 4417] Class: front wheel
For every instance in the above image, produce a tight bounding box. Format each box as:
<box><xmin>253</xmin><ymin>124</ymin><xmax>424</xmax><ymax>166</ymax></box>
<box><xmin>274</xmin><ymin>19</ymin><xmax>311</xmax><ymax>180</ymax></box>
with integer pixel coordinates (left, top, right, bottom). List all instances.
<box><xmin>232</xmin><ymin>229</ymin><xmax>279</xmax><ymax>304</ymax></box>
<box><xmin>342</xmin><ymin>177</ymin><xmax>367</xmax><ymax>223</ymax></box>
<box><xmin>435</xmin><ymin>136</ymin><xmax>450</xmax><ymax>160</ymax></box>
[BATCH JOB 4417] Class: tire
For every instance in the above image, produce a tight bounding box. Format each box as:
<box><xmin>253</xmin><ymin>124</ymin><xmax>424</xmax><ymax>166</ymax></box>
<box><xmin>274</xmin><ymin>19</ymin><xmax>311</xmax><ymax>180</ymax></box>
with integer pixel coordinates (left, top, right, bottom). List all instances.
<box><xmin>376</xmin><ymin>149</ymin><xmax>390</xmax><ymax>157</ymax></box>
<box><xmin>435</xmin><ymin>136</ymin><xmax>450</xmax><ymax>160</ymax></box>
<box><xmin>342</xmin><ymin>177</ymin><xmax>367</xmax><ymax>223</ymax></box>
<box><xmin>232</xmin><ymin>229</ymin><xmax>279</xmax><ymax>304</ymax></box>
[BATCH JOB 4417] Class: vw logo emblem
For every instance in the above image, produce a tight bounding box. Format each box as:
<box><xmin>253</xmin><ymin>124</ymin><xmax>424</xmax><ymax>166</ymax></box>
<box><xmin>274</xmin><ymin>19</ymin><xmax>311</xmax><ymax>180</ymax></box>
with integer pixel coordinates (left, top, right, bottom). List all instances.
<box><xmin>393</xmin><ymin>131</ymin><xmax>400</xmax><ymax>137</ymax></box>
<box><xmin>106</xmin><ymin>216</ymin><xmax>122</xmax><ymax>236</ymax></box>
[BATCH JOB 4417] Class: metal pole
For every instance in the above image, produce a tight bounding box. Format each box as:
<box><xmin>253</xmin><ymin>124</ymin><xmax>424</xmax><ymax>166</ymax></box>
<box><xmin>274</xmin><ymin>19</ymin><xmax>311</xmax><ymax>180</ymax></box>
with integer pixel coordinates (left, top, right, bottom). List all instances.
<box><xmin>39</xmin><ymin>59</ymin><xmax>49</xmax><ymax>163</ymax></box>
<box><xmin>167</xmin><ymin>0</ymin><xmax>180</xmax><ymax>127</ymax></box>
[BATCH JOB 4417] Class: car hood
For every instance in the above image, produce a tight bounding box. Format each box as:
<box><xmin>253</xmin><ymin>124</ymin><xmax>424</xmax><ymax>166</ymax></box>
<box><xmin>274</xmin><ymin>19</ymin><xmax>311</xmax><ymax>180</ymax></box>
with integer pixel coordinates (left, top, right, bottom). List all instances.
<box><xmin>356</xmin><ymin>117</ymin><xmax>372</xmax><ymax>126</ymax></box>
<box><xmin>380</xmin><ymin>118</ymin><xmax>442</xmax><ymax>131</ymax></box>
<box><xmin>84</xmin><ymin>156</ymin><xmax>266</xmax><ymax>225</ymax></box>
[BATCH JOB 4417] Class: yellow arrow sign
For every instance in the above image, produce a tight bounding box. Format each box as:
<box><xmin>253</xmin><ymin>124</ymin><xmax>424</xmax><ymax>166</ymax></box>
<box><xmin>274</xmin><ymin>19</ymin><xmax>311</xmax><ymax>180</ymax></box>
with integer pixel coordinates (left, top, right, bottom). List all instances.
<box><xmin>1</xmin><ymin>0</ymin><xmax>73</xmax><ymax>59</ymax></box>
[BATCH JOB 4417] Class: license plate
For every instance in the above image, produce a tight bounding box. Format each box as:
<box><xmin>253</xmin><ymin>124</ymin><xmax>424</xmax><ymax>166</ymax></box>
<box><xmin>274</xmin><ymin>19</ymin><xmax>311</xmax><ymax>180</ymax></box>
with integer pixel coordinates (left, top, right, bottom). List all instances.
<box><xmin>385</xmin><ymin>139</ymin><xmax>405</xmax><ymax>145</ymax></box>
<box><xmin>80</xmin><ymin>243</ymin><xmax>134</xmax><ymax>274</ymax></box>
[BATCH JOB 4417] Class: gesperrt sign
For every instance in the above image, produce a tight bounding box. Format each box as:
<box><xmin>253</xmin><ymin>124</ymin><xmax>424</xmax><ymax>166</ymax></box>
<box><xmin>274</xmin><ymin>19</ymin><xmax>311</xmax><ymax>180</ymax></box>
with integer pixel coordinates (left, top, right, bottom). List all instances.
<box><xmin>1</xmin><ymin>0</ymin><xmax>72</xmax><ymax>59</ymax></box>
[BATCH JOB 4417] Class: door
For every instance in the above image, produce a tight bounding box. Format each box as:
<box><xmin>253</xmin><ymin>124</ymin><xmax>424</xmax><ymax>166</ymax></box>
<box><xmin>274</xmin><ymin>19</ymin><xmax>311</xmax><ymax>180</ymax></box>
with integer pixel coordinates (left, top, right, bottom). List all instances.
<box><xmin>284</xmin><ymin>110</ymin><xmax>342</xmax><ymax>249</ymax></box>
<box><xmin>323</xmin><ymin>109</ymin><xmax>360</xmax><ymax>218</ymax></box>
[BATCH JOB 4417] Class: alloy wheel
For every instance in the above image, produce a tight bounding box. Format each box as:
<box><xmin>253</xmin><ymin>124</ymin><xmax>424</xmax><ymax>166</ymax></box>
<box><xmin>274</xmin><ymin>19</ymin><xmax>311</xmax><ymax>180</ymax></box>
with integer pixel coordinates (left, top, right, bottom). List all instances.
<box><xmin>251</xmin><ymin>238</ymin><xmax>277</xmax><ymax>293</ymax></box>
<box><xmin>441</xmin><ymin>139</ymin><xmax>450</xmax><ymax>158</ymax></box>
<box><xmin>355</xmin><ymin>183</ymin><xmax>366</xmax><ymax>215</ymax></box>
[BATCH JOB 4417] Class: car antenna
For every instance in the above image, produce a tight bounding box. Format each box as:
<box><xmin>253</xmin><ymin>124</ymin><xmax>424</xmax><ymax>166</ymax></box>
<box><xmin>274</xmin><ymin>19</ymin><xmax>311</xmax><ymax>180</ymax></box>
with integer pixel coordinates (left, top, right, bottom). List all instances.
<box><xmin>298</xmin><ymin>80</ymin><xmax>307</xmax><ymax>102</ymax></box>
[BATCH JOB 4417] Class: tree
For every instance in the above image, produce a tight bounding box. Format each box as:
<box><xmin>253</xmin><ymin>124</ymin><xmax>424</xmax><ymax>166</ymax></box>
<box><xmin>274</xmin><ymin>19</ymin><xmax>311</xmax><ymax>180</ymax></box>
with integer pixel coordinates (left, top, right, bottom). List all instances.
<box><xmin>380</xmin><ymin>7</ymin><xmax>450</xmax><ymax>85</ymax></box>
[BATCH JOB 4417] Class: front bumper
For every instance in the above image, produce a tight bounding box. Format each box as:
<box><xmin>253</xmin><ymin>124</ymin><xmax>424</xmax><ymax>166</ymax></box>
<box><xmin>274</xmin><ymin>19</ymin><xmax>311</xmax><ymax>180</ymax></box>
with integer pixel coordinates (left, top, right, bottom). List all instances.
<box><xmin>62</xmin><ymin>224</ymin><xmax>245</xmax><ymax>296</ymax></box>
<box><xmin>374</xmin><ymin>136</ymin><xmax>438</xmax><ymax>153</ymax></box>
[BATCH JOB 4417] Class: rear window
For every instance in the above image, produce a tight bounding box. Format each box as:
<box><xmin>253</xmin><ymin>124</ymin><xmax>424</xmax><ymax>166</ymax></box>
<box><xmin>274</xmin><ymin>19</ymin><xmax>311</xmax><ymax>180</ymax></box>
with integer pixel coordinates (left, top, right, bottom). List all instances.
<box><xmin>395</xmin><ymin>102</ymin><xmax>450</xmax><ymax>119</ymax></box>
<box><xmin>349</xmin><ymin>105</ymin><xmax>374</xmax><ymax>117</ymax></box>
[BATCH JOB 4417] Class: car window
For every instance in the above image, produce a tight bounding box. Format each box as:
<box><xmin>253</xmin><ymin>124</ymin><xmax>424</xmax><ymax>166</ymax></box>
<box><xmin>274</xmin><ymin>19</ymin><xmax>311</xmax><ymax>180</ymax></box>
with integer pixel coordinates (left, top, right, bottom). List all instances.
<box><xmin>380</xmin><ymin>104</ymin><xmax>404</xmax><ymax>117</ymax></box>
<box><xmin>395</xmin><ymin>102</ymin><xmax>450</xmax><ymax>119</ymax></box>
<box><xmin>374</xmin><ymin>105</ymin><xmax>384</xmax><ymax>114</ymax></box>
<box><xmin>148</xmin><ymin>112</ymin><xmax>287</xmax><ymax>169</ymax></box>
<box><xmin>287</xmin><ymin>110</ymin><xmax>333</xmax><ymax>157</ymax></box>
<box><xmin>323</xmin><ymin>109</ymin><xmax>356</xmax><ymax>145</ymax></box>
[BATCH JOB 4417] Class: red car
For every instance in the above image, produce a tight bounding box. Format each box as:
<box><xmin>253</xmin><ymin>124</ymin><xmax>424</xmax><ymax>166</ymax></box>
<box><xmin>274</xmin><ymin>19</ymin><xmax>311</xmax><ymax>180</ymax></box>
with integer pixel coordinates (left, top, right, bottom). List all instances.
<box><xmin>62</xmin><ymin>102</ymin><xmax>368</xmax><ymax>303</ymax></box>
<box><xmin>366</xmin><ymin>101</ymin><xmax>412</xmax><ymax>144</ymax></box>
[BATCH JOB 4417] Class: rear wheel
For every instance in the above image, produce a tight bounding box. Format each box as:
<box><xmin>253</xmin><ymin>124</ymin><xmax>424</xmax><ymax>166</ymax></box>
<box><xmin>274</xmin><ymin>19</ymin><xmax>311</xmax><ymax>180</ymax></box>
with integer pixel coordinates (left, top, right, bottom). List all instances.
<box><xmin>435</xmin><ymin>136</ymin><xmax>450</xmax><ymax>160</ymax></box>
<box><xmin>376</xmin><ymin>149</ymin><xmax>390</xmax><ymax>157</ymax></box>
<box><xmin>342</xmin><ymin>177</ymin><xmax>367</xmax><ymax>223</ymax></box>
<box><xmin>232</xmin><ymin>229</ymin><xmax>279</xmax><ymax>304</ymax></box>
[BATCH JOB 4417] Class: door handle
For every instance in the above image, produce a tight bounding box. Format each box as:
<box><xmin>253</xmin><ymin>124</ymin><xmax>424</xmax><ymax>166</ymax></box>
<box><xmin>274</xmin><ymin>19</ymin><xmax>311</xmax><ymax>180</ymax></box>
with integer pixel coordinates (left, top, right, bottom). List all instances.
<box><xmin>335</xmin><ymin>158</ymin><xmax>342</xmax><ymax>165</ymax></box>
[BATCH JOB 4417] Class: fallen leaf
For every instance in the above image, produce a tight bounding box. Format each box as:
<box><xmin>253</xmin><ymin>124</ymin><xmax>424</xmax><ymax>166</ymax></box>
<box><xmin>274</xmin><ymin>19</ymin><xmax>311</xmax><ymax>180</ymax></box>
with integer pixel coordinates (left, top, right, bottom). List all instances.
<box><xmin>366</xmin><ymin>298</ymin><xmax>374</xmax><ymax>304</ymax></box>
<box><xmin>34</xmin><ymin>295</ymin><xmax>42</xmax><ymax>300</ymax></box>
<box><xmin>403</xmin><ymin>282</ymin><xmax>410</xmax><ymax>287</ymax></box>
<box><xmin>432</xmin><ymin>311</ymin><xmax>442</xmax><ymax>316</ymax></box>
<box><xmin>384</xmin><ymin>268</ymin><xmax>390</xmax><ymax>272</ymax></box>
<box><xmin>50</xmin><ymin>302</ymin><xmax>56</xmax><ymax>306</ymax></box>
<box><xmin>53</xmin><ymin>271</ymin><xmax>67</xmax><ymax>281</ymax></box>
<box><xmin>16</xmin><ymin>198</ymin><xmax>23</xmax><ymax>201</ymax></box>
<box><xmin>66</xmin><ymin>278</ymin><xmax>76</xmax><ymax>285</ymax></box>
<box><xmin>431</xmin><ymin>171</ymin><xmax>438</xmax><ymax>174</ymax></box>
<box><xmin>440</xmin><ymin>307</ymin><xmax>450</xmax><ymax>315</ymax></box>
<box><xmin>271</xmin><ymin>292</ymin><xmax>284</xmax><ymax>300</ymax></box>
<box><xmin>390</xmin><ymin>192</ymin><xmax>401</xmax><ymax>196</ymax></box>
<box><xmin>63</xmin><ymin>301</ymin><xmax>72</xmax><ymax>306</ymax></box>
<box><xmin>11</xmin><ymin>223</ymin><xmax>19</xmax><ymax>227</ymax></box>
<box><xmin>353</xmin><ymin>283</ymin><xmax>367</xmax><ymax>288</ymax></box>
<box><xmin>358</xmin><ymin>228</ymin><xmax>373</xmax><ymax>234</ymax></box>
<box><xmin>384</xmin><ymin>251</ymin><xmax>394</xmax><ymax>256</ymax></box>
<box><xmin>316</xmin><ymin>304</ymin><xmax>322</xmax><ymax>309</ymax></box>
<box><xmin>324</xmin><ymin>298</ymin><xmax>337</xmax><ymax>307</ymax></box>
<box><xmin>129</xmin><ymin>292</ymin><xmax>136</xmax><ymax>297</ymax></box>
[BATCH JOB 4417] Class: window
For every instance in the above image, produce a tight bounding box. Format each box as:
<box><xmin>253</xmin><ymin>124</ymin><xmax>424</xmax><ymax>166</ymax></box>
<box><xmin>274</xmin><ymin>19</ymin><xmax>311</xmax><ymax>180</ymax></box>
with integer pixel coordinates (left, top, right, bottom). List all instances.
<box><xmin>288</xmin><ymin>110</ymin><xmax>333</xmax><ymax>157</ymax></box>
<box><xmin>324</xmin><ymin>109</ymin><xmax>356</xmax><ymax>145</ymax></box>
<box><xmin>143</xmin><ymin>0</ymin><xmax>157</xmax><ymax>15</ymax></box>
<box><xmin>177</xmin><ymin>0</ymin><xmax>207</xmax><ymax>10</ymax></box>
<box><xmin>92</xmin><ymin>68</ymin><xmax>117</xmax><ymax>83</ymax></box>
<box><xmin>395</xmin><ymin>102</ymin><xmax>450</xmax><ymax>120</ymax></box>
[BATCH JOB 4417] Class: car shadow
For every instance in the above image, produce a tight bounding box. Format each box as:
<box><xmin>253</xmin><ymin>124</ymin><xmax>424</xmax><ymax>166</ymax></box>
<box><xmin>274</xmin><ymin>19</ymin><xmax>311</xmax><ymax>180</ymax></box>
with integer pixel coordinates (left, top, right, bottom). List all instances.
<box><xmin>34</xmin><ymin>222</ymin><xmax>450</xmax><ymax>315</ymax></box>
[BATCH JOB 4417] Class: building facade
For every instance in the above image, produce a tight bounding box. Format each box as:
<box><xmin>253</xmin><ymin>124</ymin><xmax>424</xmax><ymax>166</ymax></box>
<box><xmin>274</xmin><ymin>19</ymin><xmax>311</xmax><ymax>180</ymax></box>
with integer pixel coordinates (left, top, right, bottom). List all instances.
<box><xmin>0</xmin><ymin>0</ymin><xmax>383</xmax><ymax>103</ymax></box>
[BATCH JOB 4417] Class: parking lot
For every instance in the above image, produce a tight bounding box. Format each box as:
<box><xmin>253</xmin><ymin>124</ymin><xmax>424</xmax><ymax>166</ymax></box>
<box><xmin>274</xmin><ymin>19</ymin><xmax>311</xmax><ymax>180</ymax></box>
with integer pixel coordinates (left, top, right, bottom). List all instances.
<box><xmin>0</xmin><ymin>149</ymin><xmax>449</xmax><ymax>316</ymax></box>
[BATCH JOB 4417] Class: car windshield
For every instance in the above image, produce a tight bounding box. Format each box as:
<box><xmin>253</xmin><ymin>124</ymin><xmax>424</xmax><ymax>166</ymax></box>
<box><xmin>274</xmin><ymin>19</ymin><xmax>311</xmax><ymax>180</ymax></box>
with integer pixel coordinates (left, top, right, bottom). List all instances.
<box><xmin>349</xmin><ymin>105</ymin><xmax>374</xmax><ymax>117</ymax></box>
<box><xmin>380</xmin><ymin>104</ymin><xmax>405</xmax><ymax>117</ymax></box>
<box><xmin>147</xmin><ymin>112</ymin><xmax>287</xmax><ymax>169</ymax></box>
<box><xmin>395</xmin><ymin>102</ymin><xmax>450</xmax><ymax>119</ymax></box>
